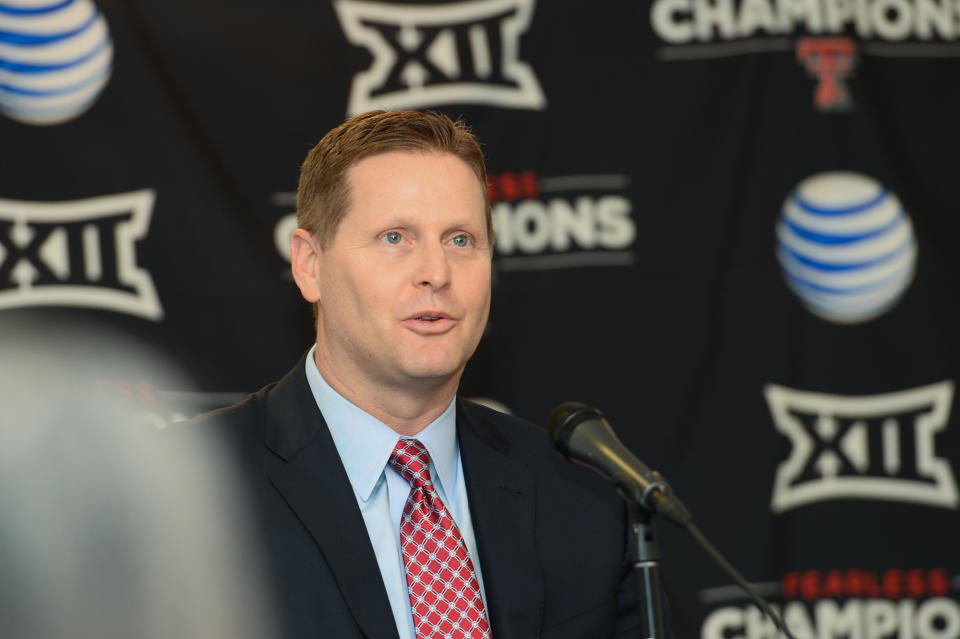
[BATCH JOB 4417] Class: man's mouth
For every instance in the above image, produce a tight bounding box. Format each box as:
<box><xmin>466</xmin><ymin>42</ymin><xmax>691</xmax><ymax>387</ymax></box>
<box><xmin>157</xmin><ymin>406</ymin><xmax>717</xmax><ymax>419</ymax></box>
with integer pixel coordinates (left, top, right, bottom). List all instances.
<box><xmin>408</xmin><ymin>312</ymin><xmax>452</xmax><ymax>322</ymax></box>
<box><xmin>403</xmin><ymin>312</ymin><xmax>456</xmax><ymax>334</ymax></box>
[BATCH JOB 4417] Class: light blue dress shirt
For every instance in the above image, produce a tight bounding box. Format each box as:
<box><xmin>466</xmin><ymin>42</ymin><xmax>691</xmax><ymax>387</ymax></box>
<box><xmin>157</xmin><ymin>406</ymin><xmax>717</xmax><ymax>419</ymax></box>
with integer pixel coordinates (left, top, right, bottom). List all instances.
<box><xmin>304</xmin><ymin>347</ymin><xmax>488</xmax><ymax>639</ymax></box>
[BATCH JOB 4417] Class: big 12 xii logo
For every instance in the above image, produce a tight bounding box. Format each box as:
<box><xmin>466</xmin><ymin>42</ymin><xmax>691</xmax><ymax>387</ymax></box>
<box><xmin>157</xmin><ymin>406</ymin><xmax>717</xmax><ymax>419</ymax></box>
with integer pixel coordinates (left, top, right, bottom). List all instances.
<box><xmin>0</xmin><ymin>191</ymin><xmax>162</xmax><ymax>320</ymax></box>
<box><xmin>335</xmin><ymin>0</ymin><xmax>546</xmax><ymax>115</ymax></box>
<box><xmin>765</xmin><ymin>382</ymin><xmax>958</xmax><ymax>512</ymax></box>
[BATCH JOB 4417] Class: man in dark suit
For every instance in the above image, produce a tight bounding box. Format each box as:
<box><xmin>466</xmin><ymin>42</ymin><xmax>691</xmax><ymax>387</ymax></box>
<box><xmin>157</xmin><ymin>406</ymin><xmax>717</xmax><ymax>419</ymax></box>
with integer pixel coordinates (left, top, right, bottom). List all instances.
<box><xmin>200</xmin><ymin>111</ymin><xmax>655</xmax><ymax>638</ymax></box>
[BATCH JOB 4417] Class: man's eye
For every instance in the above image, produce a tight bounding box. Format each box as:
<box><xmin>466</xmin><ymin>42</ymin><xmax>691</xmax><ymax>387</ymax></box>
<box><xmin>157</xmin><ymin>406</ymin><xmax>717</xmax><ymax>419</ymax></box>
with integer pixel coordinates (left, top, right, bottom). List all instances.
<box><xmin>383</xmin><ymin>231</ymin><xmax>403</xmax><ymax>245</ymax></box>
<box><xmin>452</xmin><ymin>234</ymin><xmax>470</xmax><ymax>247</ymax></box>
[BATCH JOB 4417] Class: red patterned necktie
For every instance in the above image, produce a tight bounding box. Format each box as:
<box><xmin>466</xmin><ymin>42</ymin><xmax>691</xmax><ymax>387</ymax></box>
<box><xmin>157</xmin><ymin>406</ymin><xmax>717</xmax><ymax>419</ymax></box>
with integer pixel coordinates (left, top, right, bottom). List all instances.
<box><xmin>388</xmin><ymin>438</ymin><xmax>491</xmax><ymax>639</ymax></box>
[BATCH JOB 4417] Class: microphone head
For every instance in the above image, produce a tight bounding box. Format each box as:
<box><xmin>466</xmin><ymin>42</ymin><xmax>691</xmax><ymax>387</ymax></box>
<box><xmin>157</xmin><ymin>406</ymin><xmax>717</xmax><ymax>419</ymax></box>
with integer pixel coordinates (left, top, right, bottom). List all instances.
<box><xmin>546</xmin><ymin>401</ymin><xmax>603</xmax><ymax>457</ymax></box>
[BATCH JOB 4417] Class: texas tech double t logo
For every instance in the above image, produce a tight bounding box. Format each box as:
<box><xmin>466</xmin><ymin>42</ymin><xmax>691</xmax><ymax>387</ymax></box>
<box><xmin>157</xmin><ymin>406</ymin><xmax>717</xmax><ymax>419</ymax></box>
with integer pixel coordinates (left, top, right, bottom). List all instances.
<box><xmin>796</xmin><ymin>37</ymin><xmax>857</xmax><ymax>111</ymax></box>
<box><xmin>335</xmin><ymin>0</ymin><xmax>546</xmax><ymax>115</ymax></box>
<box><xmin>765</xmin><ymin>382</ymin><xmax>958</xmax><ymax>512</ymax></box>
<box><xmin>0</xmin><ymin>190</ymin><xmax>162</xmax><ymax>320</ymax></box>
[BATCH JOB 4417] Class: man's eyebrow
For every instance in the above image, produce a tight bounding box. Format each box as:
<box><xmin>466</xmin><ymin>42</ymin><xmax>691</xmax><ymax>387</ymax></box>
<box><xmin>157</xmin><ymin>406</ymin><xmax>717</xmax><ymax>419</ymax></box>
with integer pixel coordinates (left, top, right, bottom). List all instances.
<box><xmin>373</xmin><ymin>215</ymin><xmax>484</xmax><ymax>229</ymax></box>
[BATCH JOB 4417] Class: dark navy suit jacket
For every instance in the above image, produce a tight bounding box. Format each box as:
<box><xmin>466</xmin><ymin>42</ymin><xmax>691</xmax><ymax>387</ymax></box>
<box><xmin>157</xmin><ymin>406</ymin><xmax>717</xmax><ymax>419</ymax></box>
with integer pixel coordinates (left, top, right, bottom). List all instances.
<box><xmin>196</xmin><ymin>355</ymin><xmax>657</xmax><ymax>638</ymax></box>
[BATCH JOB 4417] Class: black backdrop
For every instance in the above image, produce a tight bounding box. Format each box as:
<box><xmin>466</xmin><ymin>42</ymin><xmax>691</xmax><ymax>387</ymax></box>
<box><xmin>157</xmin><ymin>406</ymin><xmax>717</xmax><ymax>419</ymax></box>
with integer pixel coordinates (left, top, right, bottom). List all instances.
<box><xmin>3</xmin><ymin>0</ymin><xmax>960</xmax><ymax>637</ymax></box>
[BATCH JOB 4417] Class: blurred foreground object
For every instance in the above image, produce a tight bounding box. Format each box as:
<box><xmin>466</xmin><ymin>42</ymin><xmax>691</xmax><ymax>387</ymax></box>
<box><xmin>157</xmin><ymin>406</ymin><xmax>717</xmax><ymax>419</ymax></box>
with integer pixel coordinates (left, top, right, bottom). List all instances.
<box><xmin>0</xmin><ymin>320</ymin><xmax>277</xmax><ymax>639</ymax></box>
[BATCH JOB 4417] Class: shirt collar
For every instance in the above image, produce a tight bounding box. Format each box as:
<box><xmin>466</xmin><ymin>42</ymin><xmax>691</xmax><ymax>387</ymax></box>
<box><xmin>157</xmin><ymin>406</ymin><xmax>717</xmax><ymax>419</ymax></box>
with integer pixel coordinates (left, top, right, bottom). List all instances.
<box><xmin>304</xmin><ymin>346</ymin><xmax>459</xmax><ymax>502</ymax></box>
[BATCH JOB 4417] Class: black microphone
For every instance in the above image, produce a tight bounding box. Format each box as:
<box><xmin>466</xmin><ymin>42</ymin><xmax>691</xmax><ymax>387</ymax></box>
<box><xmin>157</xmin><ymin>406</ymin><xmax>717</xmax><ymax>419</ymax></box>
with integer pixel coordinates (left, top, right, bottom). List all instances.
<box><xmin>547</xmin><ymin>402</ymin><xmax>691</xmax><ymax>527</ymax></box>
<box><xmin>547</xmin><ymin>402</ymin><xmax>798</xmax><ymax>639</ymax></box>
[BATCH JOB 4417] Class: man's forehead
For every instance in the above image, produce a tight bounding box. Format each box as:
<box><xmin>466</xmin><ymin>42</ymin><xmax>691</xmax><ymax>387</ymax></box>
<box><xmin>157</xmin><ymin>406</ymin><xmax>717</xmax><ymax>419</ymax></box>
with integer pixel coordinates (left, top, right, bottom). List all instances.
<box><xmin>344</xmin><ymin>151</ymin><xmax>486</xmax><ymax>211</ymax></box>
<box><xmin>347</xmin><ymin>149</ymin><xmax>478</xmax><ymax>180</ymax></box>
<box><xmin>321</xmin><ymin>150</ymin><xmax>490</xmax><ymax>250</ymax></box>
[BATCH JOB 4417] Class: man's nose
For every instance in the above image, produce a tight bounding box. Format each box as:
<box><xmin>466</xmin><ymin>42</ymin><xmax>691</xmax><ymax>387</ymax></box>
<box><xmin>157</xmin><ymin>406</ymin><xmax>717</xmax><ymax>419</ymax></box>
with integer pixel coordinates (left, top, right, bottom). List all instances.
<box><xmin>412</xmin><ymin>240</ymin><xmax>452</xmax><ymax>289</ymax></box>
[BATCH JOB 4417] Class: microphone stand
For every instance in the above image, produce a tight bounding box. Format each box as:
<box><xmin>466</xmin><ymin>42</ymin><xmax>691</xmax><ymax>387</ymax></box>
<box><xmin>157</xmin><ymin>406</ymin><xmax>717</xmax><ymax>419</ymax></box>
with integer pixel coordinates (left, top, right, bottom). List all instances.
<box><xmin>626</xmin><ymin>485</ymin><xmax>798</xmax><ymax>639</ymax></box>
<box><xmin>627</xmin><ymin>502</ymin><xmax>664</xmax><ymax>639</ymax></box>
<box><xmin>545</xmin><ymin>402</ymin><xmax>796</xmax><ymax>639</ymax></box>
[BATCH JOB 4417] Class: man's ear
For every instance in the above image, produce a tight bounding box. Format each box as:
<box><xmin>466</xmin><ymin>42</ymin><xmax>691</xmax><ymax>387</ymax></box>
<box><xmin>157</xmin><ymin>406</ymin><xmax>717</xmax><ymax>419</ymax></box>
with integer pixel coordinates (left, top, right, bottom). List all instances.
<box><xmin>290</xmin><ymin>228</ymin><xmax>323</xmax><ymax>303</ymax></box>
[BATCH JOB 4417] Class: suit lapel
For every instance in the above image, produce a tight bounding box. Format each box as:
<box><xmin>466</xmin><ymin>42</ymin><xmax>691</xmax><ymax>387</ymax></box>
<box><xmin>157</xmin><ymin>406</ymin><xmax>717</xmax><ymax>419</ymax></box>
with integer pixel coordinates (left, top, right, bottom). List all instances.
<box><xmin>265</xmin><ymin>358</ymin><xmax>400</xmax><ymax>639</ymax></box>
<box><xmin>457</xmin><ymin>399</ymin><xmax>544</xmax><ymax>639</ymax></box>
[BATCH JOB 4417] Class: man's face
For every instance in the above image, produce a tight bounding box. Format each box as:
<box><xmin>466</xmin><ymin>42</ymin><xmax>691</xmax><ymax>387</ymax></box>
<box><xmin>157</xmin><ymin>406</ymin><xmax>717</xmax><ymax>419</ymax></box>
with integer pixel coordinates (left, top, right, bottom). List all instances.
<box><xmin>312</xmin><ymin>151</ymin><xmax>492</xmax><ymax>393</ymax></box>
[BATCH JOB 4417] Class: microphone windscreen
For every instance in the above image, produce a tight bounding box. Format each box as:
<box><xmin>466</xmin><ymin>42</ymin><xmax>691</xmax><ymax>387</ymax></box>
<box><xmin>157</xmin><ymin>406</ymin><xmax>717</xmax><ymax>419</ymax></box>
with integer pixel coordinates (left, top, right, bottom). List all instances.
<box><xmin>546</xmin><ymin>402</ymin><xmax>600</xmax><ymax>455</ymax></box>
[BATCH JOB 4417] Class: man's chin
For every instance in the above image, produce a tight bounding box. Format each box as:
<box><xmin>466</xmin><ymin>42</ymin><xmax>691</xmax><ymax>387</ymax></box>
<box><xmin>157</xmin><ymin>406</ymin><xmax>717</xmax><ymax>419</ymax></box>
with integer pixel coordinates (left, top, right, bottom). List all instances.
<box><xmin>396</xmin><ymin>359</ymin><xmax>466</xmax><ymax>389</ymax></box>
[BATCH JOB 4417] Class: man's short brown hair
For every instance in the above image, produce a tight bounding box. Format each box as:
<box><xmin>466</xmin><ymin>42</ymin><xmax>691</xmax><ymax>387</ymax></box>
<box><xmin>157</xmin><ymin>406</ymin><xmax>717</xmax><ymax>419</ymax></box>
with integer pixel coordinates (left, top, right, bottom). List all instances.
<box><xmin>296</xmin><ymin>110</ymin><xmax>492</xmax><ymax>248</ymax></box>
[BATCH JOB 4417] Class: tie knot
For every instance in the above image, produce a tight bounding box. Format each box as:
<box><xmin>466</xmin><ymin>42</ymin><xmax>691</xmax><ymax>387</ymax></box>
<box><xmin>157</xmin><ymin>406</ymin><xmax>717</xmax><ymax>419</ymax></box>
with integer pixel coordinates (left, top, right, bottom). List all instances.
<box><xmin>389</xmin><ymin>439</ymin><xmax>433</xmax><ymax>489</ymax></box>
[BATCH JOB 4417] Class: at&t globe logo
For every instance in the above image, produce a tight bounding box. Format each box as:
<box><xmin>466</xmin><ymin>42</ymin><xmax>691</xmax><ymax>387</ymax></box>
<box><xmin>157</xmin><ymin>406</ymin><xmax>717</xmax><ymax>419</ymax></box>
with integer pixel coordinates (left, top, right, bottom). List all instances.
<box><xmin>776</xmin><ymin>172</ymin><xmax>917</xmax><ymax>324</ymax></box>
<box><xmin>0</xmin><ymin>0</ymin><xmax>113</xmax><ymax>125</ymax></box>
